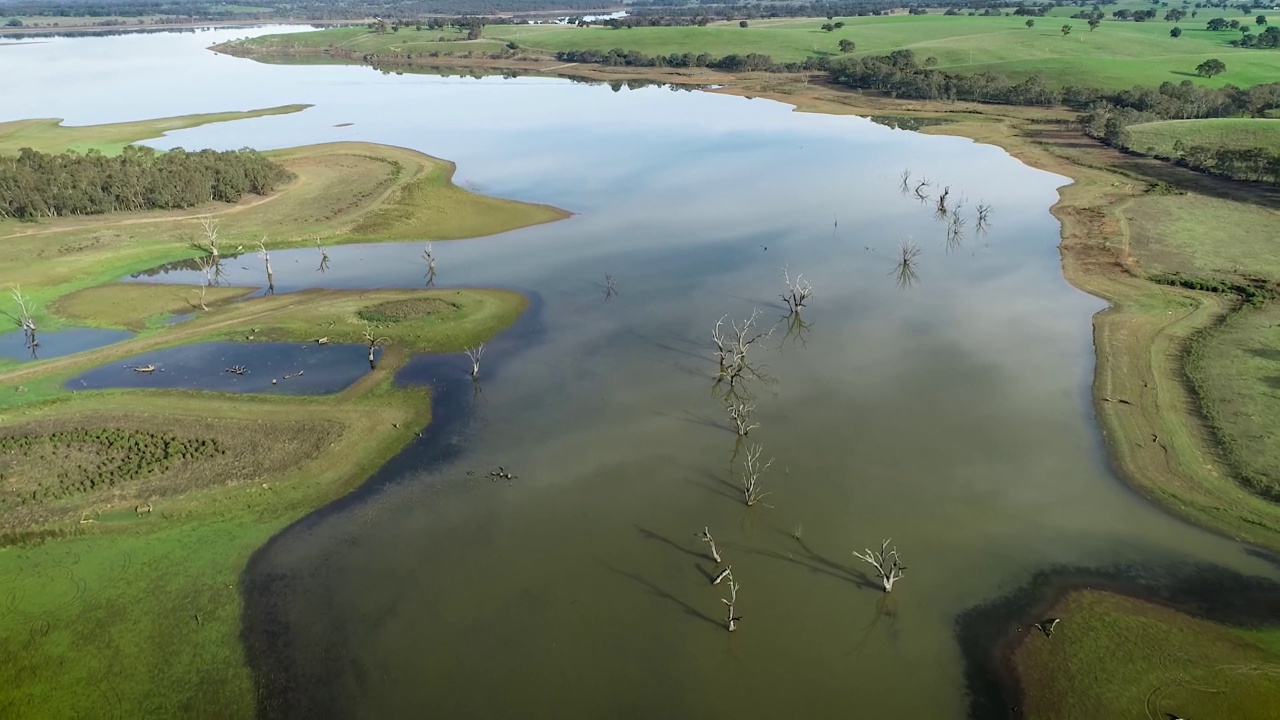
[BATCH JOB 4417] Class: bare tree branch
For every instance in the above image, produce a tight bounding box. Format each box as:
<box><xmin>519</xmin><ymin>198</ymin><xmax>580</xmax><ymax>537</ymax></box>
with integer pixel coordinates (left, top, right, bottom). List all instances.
<box><xmin>739</xmin><ymin>443</ymin><xmax>774</xmax><ymax>507</ymax></box>
<box><xmin>698</xmin><ymin>526</ymin><xmax>722</xmax><ymax>564</ymax></box>
<box><xmin>726</xmin><ymin>400</ymin><xmax>759</xmax><ymax>437</ymax></box>
<box><xmin>316</xmin><ymin>237</ymin><xmax>330</xmax><ymax>273</ymax></box>
<box><xmin>852</xmin><ymin>538</ymin><xmax>906</xmax><ymax>593</ymax></box>
<box><xmin>780</xmin><ymin>266</ymin><xmax>813</xmax><ymax>314</ymax></box>
<box><xmin>465</xmin><ymin>343</ymin><xmax>485</xmax><ymax>378</ymax></box>
<box><xmin>256</xmin><ymin>239</ymin><xmax>274</xmax><ymax>295</ymax></box>
<box><xmin>198</xmin><ymin>216</ymin><xmax>220</xmax><ymax>259</ymax></box>
<box><xmin>360</xmin><ymin>321</ymin><xmax>390</xmax><ymax>367</ymax></box>
<box><xmin>899</xmin><ymin>168</ymin><xmax>912</xmax><ymax>195</ymax></box>
<box><xmin>720</xmin><ymin>572</ymin><xmax>741</xmax><ymax>632</ymax></box>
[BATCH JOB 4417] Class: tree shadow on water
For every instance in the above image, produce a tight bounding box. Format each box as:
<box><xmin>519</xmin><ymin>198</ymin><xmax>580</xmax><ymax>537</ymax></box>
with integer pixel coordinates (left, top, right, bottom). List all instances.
<box><xmin>743</xmin><ymin>530</ymin><xmax>879</xmax><ymax>591</ymax></box>
<box><xmin>601</xmin><ymin>561</ymin><xmax>720</xmax><ymax>629</ymax></box>
<box><xmin>636</xmin><ymin>525</ymin><xmax>704</xmax><ymax>561</ymax></box>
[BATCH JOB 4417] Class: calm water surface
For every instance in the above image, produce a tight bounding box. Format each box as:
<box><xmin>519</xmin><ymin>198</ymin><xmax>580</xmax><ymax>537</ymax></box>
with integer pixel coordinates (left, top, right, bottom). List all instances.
<box><xmin>0</xmin><ymin>327</ymin><xmax>132</xmax><ymax>362</ymax></box>
<box><xmin>3</xmin><ymin>28</ymin><xmax>1277</xmax><ymax>719</ymax></box>
<box><xmin>68</xmin><ymin>341</ymin><xmax>372</xmax><ymax>395</ymax></box>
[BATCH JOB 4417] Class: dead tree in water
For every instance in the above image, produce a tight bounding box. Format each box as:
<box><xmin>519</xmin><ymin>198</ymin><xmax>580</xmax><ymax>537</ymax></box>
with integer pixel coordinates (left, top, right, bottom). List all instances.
<box><xmin>726</xmin><ymin>401</ymin><xmax>759</xmax><ymax>437</ymax></box>
<box><xmin>721</xmin><ymin>572</ymin><xmax>741</xmax><ymax>632</ymax></box>
<box><xmin>256</xmin><ymin>240</ymin><xmax>275</xmax><ymax>295</ymax></box>
<box><xmin>712</xmin><ymin>309</ymin><xmax>773</xmax><ymax>384</ymax></box>
<box><xmin>739</xmin><ymin>443</ymin><xmax>774</xmax><ymax>507</ymax></box>
<box><xmin>975</xmin><ymin>203</ymin><xmax>992</xmax><ymax>234</ymax></box>
<box><xmin>465</xmin><ymin>343</ymin><xmax>485</xmax><ymax>378</ymax></box>
<box><xmin>698</xmin><ymin>526</ymin><xmax>722</xmax><ymax>563</ymax></box>
<box><xmin>316</xmin><ymin>238</ymin><xmax>330</xmax><ymax>273</ymax></box>
<box><xmin>602</xmin><ymin>274</ymin><xmax>618</xmax><ymax>301</ymax></box>
<box><xmin>780</xmin><ymin>267</ymin><xmax>813</xmax><ymax>314</ymax></box>
<box><xmin>361</xmin><ymin>322</ymin><xmax>389</xmax><ymax>367</ymax></box>
<box><xmin>853</xmin><ymin>538</ymin><xmax>906</xmax><ymax>593</ymax></box>
<box><xmin>899</xmin><ymin>169</ymin><xmax>912</xmax><ymax>195</ymax></box>
<box><xmin>934</xmin><ymin>186</ymin><xmax>951</xmax><ymax>220</ymax></box>
<box><xmin>422</xmin><ymin>243</ymin><xmax>436</xmax><ymax>287</ymax></box>
<box><xmin>893</xmin><ymin>238</ymin><xmax>922</xmax><ymax>290</ymax></box>
<box><xmin>10</xmin><ymin>286</ymin><xmax>38</xmax><ymax>351</ymax></box>
<box><xmin>946</xmin><ymin>211</ymin><xmax>967</xmax><ymax>254</ymax></box>
<box><xmin>913</xmin><ymin>177</ymin><xmax>931</xmax><ymax>202</ymax></box>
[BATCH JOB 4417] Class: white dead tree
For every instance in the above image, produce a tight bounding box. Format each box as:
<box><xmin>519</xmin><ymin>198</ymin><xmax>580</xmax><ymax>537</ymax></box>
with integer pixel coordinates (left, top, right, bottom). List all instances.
<box><xmin>721</xmin><ymin>572</ymin><xmax>741</xmax><ymax>632</ymax></box>
<box><xmin>198</xmin><ymin>216</ymin><xmax>220</xmax><ymax>260</ymax></box>
<box><xmin>698</xmin><ymin>526</ymin><xmax>722</xmax><ymax>564</ymax></box>
<box><xmin>726</xmin><ymin>401</ymin><xmax>759</xmax><ymax>437</ymax></box>
<box><xmin>361</xmin><ymin>322</ymin><xmax>390</xmax><ymax>366</ymax></box>
<box><xmin>316</xmin><ymin>238</ymin><xmax>330</xmax><ymax>273</ymax></box>
<box><xmin>853</xmin><ymin>539</ymin><xmax>906</xmax><ymax>593</ymax></box>
<box><xmin>465</xmin><ymin>343</ymin><xmax>485</xmax><ymax>378</ymax></box>
<box><xmin>422</xmin><ymin>243</ymin><xmax>436</xmax><ymax>286</ymax></box>
<box><xmin>257</xmin><ymin>239</ymin><xmax>274</xmax><ymax>294</ymax></box>
<box><xmin>11</xmin><ymin>286</ymin><xmax>36</xmax><ymax>334</ymax></box>
<box><xmin>712</xmin><ymin>309</ymin><xmax>773</xmax><ymax>383</ymax></box>
<box><xmin>738</xmin><ymin>443</ymin><xmax>774</xmax><ymax>507</ymax></box>
<box><xmin>780</xmin><ymin>267</ymin><xmax>813</xmax><ymax>314</ymax></box>
<box><xmin>11</xmin><ymin>286</ymin><xmax>38</xmax><ymax>350</ymax></box>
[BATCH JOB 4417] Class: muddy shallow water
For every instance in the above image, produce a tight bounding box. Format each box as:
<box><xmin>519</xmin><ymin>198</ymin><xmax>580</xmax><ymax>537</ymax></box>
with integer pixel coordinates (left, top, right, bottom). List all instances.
<box><xmin>4</xmin><ymin>27</ymin><xmax>1279</xmax><ymax>718</ymax></box>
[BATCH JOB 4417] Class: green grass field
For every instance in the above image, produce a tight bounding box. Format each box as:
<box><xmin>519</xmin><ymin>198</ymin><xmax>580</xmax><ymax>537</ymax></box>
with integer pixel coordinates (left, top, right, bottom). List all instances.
<box><xmin>228</xmin><ymin>15</ymin><xmax>1280</xmax><ymax>90</ymax></box>
<box><xmin>1014</xmin><ymin>590</ymin><xmax>1280</xmax><ymax>719</ymax></box>
<box><xmin>1126</xmin><ymin>118</ymin><xmax>1280</xmax><ymax>157</ymax></box>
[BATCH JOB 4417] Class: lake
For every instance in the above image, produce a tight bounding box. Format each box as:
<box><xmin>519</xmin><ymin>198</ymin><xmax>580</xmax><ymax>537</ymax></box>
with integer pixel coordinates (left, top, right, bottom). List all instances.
<box><xmin>2</xmin><ymin>27</ymin><xmax>1276</xmax><ymax>719</ymax></box>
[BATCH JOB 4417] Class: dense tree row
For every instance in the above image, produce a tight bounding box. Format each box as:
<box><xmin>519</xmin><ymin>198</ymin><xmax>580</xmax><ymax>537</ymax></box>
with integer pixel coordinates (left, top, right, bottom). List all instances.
<box><xmin>0</xmin><ymin>145</ymin><xmax>291</xmax><ymax>220</ymax></box>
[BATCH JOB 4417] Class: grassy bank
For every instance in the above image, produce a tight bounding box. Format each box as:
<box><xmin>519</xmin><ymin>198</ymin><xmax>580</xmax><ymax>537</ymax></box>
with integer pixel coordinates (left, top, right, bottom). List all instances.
<box><xmin>1012</xmin><ymin>589</ymin><xmax>1280</xmax><ymax>719</ymax></box>
<box><xmin>222</xmin><ymin>16</ymin><xmax>1280</xmax><ymax>90</ymax></box>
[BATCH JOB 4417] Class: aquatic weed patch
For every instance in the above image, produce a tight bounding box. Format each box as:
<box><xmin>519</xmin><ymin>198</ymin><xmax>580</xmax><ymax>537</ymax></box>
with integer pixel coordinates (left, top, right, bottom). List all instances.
<box><xmin>0</xmin><ymin>427</ymin><xmax>226</xmax><ymax>504</ymax></box>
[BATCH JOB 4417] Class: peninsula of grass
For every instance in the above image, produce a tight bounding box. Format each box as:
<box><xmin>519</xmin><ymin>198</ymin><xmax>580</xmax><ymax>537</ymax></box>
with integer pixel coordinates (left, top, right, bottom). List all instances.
<box><xmin>221</xmin><ymin>15</ymin><xmax>1280</xmax><ymax>91</ymax></box>
<box><xmin>1012</xmin><ymin>590</ymin><xmax>1280</xmax><ymax>719</ymax></box>
<box><xmin>0</xmin><ymin>134</ymin><xmax>566</xmax><ymax>323</ymax></box>
<box><xmin>0</xmin><ymin>104</ymin><xmax>310</xmax><ymax>155</ymax></box>
<box><xmin>50</xmin><ymin>283</ymin><xmax>255</xmax><ymax>330</ymax></box>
